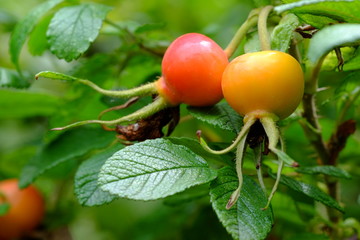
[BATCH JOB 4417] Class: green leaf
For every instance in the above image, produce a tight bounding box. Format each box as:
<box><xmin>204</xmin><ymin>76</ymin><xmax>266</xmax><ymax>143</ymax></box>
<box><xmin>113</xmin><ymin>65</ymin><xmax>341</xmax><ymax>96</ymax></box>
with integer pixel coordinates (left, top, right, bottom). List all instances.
<box><xmin>210</xmin><ymin>167</ymin><xmax>273</xmax><ymax>240</ymax></box>
<box><xmin>47</xmin><ymin>3</ymin><xmax>112</xmax><ymax>61</ymax></box>
<box><xmin>308</xmin><ymin>24</ymin><xmax>360</xmax><ymax>64</ymax></box>
<box><xmin>36</xmin><ymin>71</ymin><xmax>80</xmax><ymax>82</ymax></box>
<box><xmin>0</xmin><ymin>67</ymin><xmax>29</xmax><ymax>88</ymax></box>
<box><xmin>335</xmin><ymin>71</ymin><xmax>360</xmax><ymax>95</ymax></box>
<box><xmin>167</xmin><ymin>137</ymin><xmax>234</xmax><ymax>167</ymax></box>
<box><xmin>28</xmin><ymin>15</ymin><xmax>52</xmax><ymax>56</ymax></box>
<box><xmin>19</xmin><ymin>127</ymin><xmax>115</xmax><ymax>188</ymax></box>
<box><xmin>0</xmin><ymin>203</ymin><xmax>10</xmax><ymax>216</ymax></box>
<box><xmin>98</xmin><ymin>138</ymin><xmax>217</xmax><ymax>201</ymax></box>
<box><xmin>188</xmin><ymin>101</ymin><xmax>242</xmax><ymax>133</ymax></box>
<box><xmin>275</xmin><ymin>0</ymin><xmax>354</xmax><ymax>14</ymax></box>
<box><xmin>0</xmin><ymin>89</ymin><xmax>59</xmax><ymax>119</ymax></box>
<box><xmin>276</xmin><ymin>1</ymin><xmax>360</xmax><ymax>28</ymax></box>
<box><xmin>344</xmin><ymin>47</ymin><xmax>360</xmax><ymax>71</ymax></box>
<box><xmin>271</xmin><ymin>14</ymin><xmax>299</xmax><ymax>52</ymax></box>
<box><xmin>270</xmin><ymin>172</ymin><xmax>344</xmax><ymax>213</ymax></box>
<box><xmin>74</xmin><ymin>145</ymin><xmax>123</xmax><ymax>206</ymax></box>
<box><xmin>9</xmin><ymin>0</ymin><xmax>63</xmax><ymax>70</ymax></box>
<box><xmin>271</xmin><ymin>148</ymin><xmax>298</xmax><ymax>166</ymax></box>
<box><xmin>296</xmin><ymin>165</ymin><xmax>352</xmax><ymax>179</ymax></box>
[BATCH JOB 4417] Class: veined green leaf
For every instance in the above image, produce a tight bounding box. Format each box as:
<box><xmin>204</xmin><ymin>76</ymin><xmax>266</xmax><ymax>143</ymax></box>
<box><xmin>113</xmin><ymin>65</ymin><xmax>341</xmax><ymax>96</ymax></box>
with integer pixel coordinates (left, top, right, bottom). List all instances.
<box><xmin>308</xmin><ymin>24</ymin><xmax>360</xmax><ymax>64</ymax></box>
<box><xmin>296</xmin><ymin>165</ymin><xmax>352</xmax><ymax>179</ymax></box>
<box><xmin>9</xmin><ymin>0</ymin><xmax>63</xmax><ymax>70</ymax></box>
<box><xmin>47</xmin><ymin>3</ymin><xmax>112</xmax><ymax>61</ymax></box>
<box><xmin>19</xmin><ymin>127</ymin><xmax>115</xmax><ymax>188</ymax></box>
<box><xmin>271</xmin><ymin>14</ymin><xmax>299</xmax><ymax>52</ymax></box>
<box><xmin>270</xmin><ymin>172</ymin><xmax>344</xmax><ymax>212</ymax></box>
<box><xmin>276</xmin><ymin>1</ymin><xmax>360</xmax><ymax>28</ymax></box>
<box><xmin>98</xmin><ymin>138</ymin><xmax>217</xmax><ymax>201</ymax></box>
<box><xmin>167</xmin><ymin>137</ymin><xmax>234</xmax><ymax>167</ymax></box>
<box><xmin>74</xmin><ymin>145</ymin><xmax>123</xmax><ymax>206</ymax></box>
<box><xmin>188</xmin><ymin>101</ymin><xmax>243</xmax><ymax>133</ymax></box>
<box><xmin>210</xmin><ymin>167</ymin><xmax>273</xmax><ymax>240</ymax></box>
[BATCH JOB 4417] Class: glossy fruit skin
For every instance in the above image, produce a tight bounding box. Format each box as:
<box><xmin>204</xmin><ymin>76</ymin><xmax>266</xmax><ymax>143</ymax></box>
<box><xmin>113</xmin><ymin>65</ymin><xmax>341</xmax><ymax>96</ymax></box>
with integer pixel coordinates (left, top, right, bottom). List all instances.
<box><xmin>0</xmin><ymin>179</ymin><xmax>45</xmax><ymax>240</ymax></box>
<box><xmin>159</xmin><ymin>33</ymin><xmax>228</xmax><ymax>106</ymax></box>
<box><xmin>222</xmin><ymin>51</ymin><xmax>304</xmax><ymax>120</ymax></box>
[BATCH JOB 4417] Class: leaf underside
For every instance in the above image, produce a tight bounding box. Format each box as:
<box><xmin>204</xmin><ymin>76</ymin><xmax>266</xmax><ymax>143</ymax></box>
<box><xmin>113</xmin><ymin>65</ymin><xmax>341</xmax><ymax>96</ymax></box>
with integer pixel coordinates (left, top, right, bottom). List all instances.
<box><xmin>308</xmin><ymin>24</ymin><xmax>360</xmax><ymax>64</ymax></box>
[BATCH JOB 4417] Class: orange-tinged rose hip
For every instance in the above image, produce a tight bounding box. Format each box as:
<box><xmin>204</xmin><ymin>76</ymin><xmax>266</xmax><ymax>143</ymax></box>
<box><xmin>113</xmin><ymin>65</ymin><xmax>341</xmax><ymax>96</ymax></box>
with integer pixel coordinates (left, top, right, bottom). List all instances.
<box><xmin>222</xmin><ymin>50</ymin><xmax>304</xmax><ymax>120</ymax></box>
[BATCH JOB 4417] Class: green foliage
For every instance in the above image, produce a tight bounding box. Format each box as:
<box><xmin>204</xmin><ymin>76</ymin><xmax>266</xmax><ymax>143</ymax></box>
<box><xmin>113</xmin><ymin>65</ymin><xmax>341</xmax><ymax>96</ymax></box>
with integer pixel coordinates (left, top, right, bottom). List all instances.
<box><xmin>308</xmin><ymin>24</ymin><xmax>360</xmax><ymax>64</ymax></box>
<box><xmin>47</xmin><ymin>3</ymin><xmax>112</xmax><ymax>61</ymax></box>
<box><xmin>277</xmin><ymin>0</ymin><xmax>360</xmax><ymax>28</ymax></box>
<box><xmin>343</xmin><ymin>47</ymin><xmax>360</xmax><ymax>71</ymax></box>
<box><xmin>75</xmin><ymin>145</ymin><xmax>122</xmax><ymax>206</ymax></box>
<box><xmin>19</xmin><ymin>127</ymin><xmax>115</xmax><ymax>188</ymax></box>
<box><xmin>296</xmin><ymin>165</ymin><xmax>352</xmax><ymax>179</ymax></box>
<box><xmin>269</xmin><ymin>172</ymin><xmax>344</xmax><ymax>213</ymax></box>
<box><xmin>0</xmin><ymin>89</ymin><xmax>59</xmax><ymax>118</ymax></box>
<box><xmin>9</xmin><ymin>0</ymin><xmax>63</xmax><ymax>70</ymax></box>
<box><xmin>1</xmin><ymin>0</ymin><xmax>360</xmax><ymax>239</ymax></box>
<box><xmin>271</xmin><ymin>13</ymin><xmax>299</xmax><ymax>52</ymax></box>
<box><xmin>28</xmin><ymin>15</ymin><xmax>52</xmax><ymax>56</ymax></box>
<box><xmin>98</xmin><ymin>138</ymin><xmax>217</xmax><ymax>200</ymax></box>
<box><xmin>210</xmin><ymin>167</ymin><xmax>273</xmax><ymax>240</ymax></box>
<box><xmin>188</xmin><ymin>102</ymin><xmax>243</xmax><ymax>133</ymax></box>
<box><xmin>0</xmin><ymin>67</ymin><xmax>29</xmax><ymax>88</ymax></box>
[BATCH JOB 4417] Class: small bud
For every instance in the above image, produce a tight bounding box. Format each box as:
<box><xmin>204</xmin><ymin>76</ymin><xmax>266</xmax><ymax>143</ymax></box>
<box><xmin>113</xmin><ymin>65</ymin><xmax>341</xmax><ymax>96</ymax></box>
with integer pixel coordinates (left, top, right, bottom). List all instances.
<box><xmin>196</xmin><ymin>130</ymin><xmax>202</xmax><ymax>140</ymax></box>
